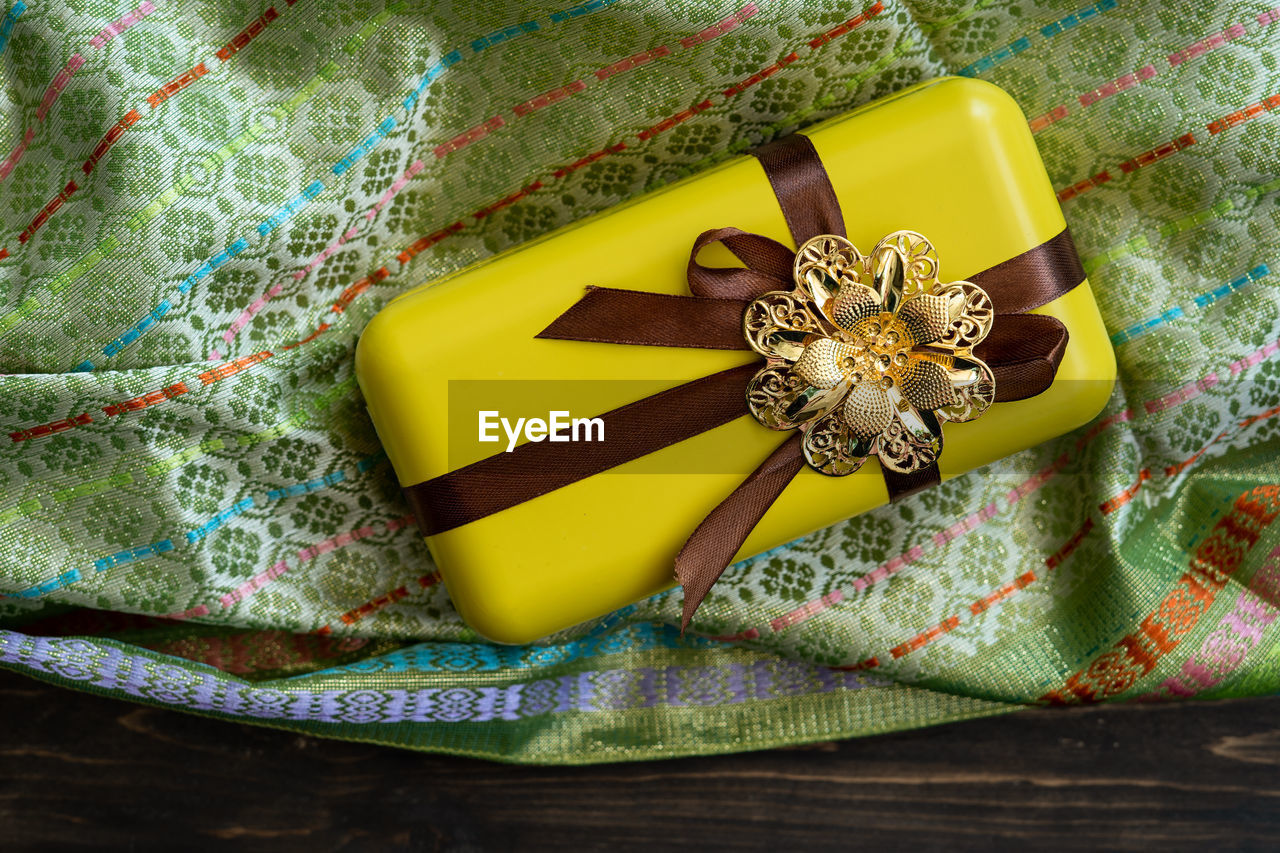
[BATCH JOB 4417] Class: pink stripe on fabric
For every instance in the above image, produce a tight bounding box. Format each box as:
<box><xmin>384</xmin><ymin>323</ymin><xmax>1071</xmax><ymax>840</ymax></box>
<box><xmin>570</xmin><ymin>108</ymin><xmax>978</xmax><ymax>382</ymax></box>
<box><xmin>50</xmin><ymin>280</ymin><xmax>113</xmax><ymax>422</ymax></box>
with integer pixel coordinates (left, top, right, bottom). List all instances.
<box><xmin>298</xmin><ymin>526</ymin><xmax>376</xmax><ymax>562</ymax></box>
<box><xmin>1230</xmin><ymin>339</ymin><xmax>1280</xmax><ymax>375</ymax></box>
<box><xmin>1144</xmin><ymin>373</ymin><xmax>1218</xmax><ymax>414</ymax></box>
<box><xmin>0</xmin><ymin>127</ymin><xmax>34</xmax><ymax>180</ymax></box>
<box><xmin>219</xmin><ymin>560</ymin><xmax>289</xmax><ymax>608</ymax></box>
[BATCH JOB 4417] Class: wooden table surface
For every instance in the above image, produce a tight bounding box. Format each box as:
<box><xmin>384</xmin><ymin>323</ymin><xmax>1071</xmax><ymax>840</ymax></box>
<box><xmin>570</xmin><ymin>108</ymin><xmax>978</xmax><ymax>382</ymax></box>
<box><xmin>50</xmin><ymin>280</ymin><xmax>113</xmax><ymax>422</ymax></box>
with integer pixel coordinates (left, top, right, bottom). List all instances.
<box><xmin>3</xmin><ymin>667</ymin><xmax>1278</xmax><ymax>850</ymax></box>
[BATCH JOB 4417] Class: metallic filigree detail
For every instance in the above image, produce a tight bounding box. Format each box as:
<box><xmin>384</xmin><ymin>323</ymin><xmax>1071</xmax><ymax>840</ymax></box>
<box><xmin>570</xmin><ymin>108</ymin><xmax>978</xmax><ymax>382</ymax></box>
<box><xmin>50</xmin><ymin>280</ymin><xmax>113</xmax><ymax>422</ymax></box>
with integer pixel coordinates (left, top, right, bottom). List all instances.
<box><xmin>744</xmin><ymin>231</ymin><xmax>995</xmax><ymax>476</ymax></box>
<box><xmin>743</xmin><ymin>291</ymin><xmax>822</xmax><ymax>361</ymax></box>
<box><xmin>879</xmin><ymin>410</ymin><xmax>942</xmax><ymax>474</ymax></box>
<box><xmin>877</xmin><ymin>230</ymin><xmax>938</xmax><ymax>296</ymax></box>
<box><xmin>931</xmin><ymin>281</ymin><xmax>994</xmax><ymax>349</ymax></box>
<box><xmin>746</xmin><ymin>364</ymin><xmax>849</xmax><ymax>430</ymax></box>
<box><xmin>802</xmin><ymin>412</ymin><xmax>873</xmax><ymax>476</ymax></box>
<box><xmin>793</xmin><ymin>234</ymin><xmax>864</xmax><ymax>313</ymax></box>
<box><xmin>842</xmin><ymin>382</ymin><xmax>894</xmax><ymax>441</ymax></box>
<box><xmin>936</xmin><ymin>356</ymin><xmax>996</xmax><ymax>423</ymax></box>
<box><xmin>899</xmin><ymin>357</ymin><xmax>958</xmax><ymax>412</ymax></box>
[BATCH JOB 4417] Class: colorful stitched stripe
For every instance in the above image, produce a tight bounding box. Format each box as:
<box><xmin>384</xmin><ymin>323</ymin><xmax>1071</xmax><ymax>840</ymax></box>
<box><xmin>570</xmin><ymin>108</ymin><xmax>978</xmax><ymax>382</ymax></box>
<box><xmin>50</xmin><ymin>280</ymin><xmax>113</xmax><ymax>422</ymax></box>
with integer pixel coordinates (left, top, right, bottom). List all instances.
<box><xmin>258</xmin><ymin>181</ymin><xmax>326</xmax><ymax>236</ymax></box>
<box><xmin>90</xmin><ymin>0</ymin><xmax>155</xmax><ymax>49</ymax></box>
<box><xmin>1078</xmin><ymin>64</ymin><xmax>1157</xmax><ymax>107</ymax></box>
<box><xmin>324</xmin><ymin>621</ymin><xmax>713</xmax><ymax>669</ymax></box>
<box><xmin>1142</xmin><ymin>543</ymin><xmax>1280</xmax><ymax>700</ymax></box>
<box><xmin>395</xmin><ymin>2</ymin><xmax>892</xmax><ymax>262</ymax></box>
<box><xmin>4</xmin><ymin>537</ymin><xmax>176</xmax><ymax>599</ymax></box>
<box><xmin>806</xmin><ymin>1</ymin><xmax>882</xmax><ymax>49</ymax></box>
<box><xmin>186</xmin><ymin>498</ymin><xmax>256</xmax><ymax>544</ymax></box>
<box><xmin>216</xmin><ymin>5</ymin><xmax>282</xmax><ymax>62</ymax></box>
<box><xmin>957</xmin><ymin>0</ymin><xmax>1117</xmax><ymax>78</ymax></box>
<box><xmin>1028</xmin><ymin>104</ymin><xmax>1068</xmax><ymax>133</ymax></box>
<box><xmin>1167</xmin><ymin>22</ymin><xmax>1246</xmax><ymax>67</ymax></box>
<box><xmin>213</xmin><ymin>152</ymin><xmax>426</xmax><ymax>362</ymax></box>
<box><xmin>1040</xmin><ymin>486</ymin><xmax>1280</xmax><ymax>704</ymax></box>
<box><xmin>1057</xmin><ymin>130</ymin><xmax>1202</xmax><ymax>202</ymax></box>
<box><xmin>548</xmin><ymin>0</ymin><xmax>620</xmax><ymax>25</ymax></box>
<box><xmin>957</xmin><ymin>37</ymin><xmax>1030</xmax><ymax>77</ymax></box>
<box><xmin>316</xmin><ymin>572</ymin><xmax>442</xmax><ymax>632</ymax></box>
<box><xmin>0</xmin><ymin>2</ymin><xmax>358</xmax><ymax>346</ymax></box>
<box><xmin>1206</xmin><ymin>92</ymin><xmax>1280</xmax><ymax>135</ymax></box>
<box><xmin>169</xmin><ymin>512</ymin><xmax>414</xmax><ymax>620</ymax></box>
<box><xmin>1084</xmin><ymin>197</ymin><xmax>1241</xmax><ymax>274</ymax></box>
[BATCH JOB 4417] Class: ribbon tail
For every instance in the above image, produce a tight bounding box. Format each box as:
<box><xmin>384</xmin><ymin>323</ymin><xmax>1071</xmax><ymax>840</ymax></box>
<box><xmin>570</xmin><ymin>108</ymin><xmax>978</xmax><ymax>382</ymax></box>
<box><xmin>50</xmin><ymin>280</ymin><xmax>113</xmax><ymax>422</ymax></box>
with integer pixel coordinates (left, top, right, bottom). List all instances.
<box><xmin>674</xmin><ymin>432</ymin><xmax>806</xmax><ymax>633</ymax></box>
<box><xmin>978</xmin><ymin>314</ymin><xmax>1071</xmax><ymax>402</ymax></box>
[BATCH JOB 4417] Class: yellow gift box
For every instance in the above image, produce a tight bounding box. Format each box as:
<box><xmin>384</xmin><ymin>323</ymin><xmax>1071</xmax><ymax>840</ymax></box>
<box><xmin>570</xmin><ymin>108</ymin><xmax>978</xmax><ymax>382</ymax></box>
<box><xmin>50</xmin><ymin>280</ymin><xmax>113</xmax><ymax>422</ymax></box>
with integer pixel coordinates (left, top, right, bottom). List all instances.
<box><xmin>356</xmin><ymin>77</ymin><xmax>1116</xmax><ymax>643</ymax></box>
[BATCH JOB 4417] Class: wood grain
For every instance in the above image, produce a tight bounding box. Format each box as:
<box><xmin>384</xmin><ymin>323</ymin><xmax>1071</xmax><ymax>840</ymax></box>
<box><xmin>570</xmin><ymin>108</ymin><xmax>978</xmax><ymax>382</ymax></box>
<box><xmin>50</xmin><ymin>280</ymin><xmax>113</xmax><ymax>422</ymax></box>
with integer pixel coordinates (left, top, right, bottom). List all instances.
<box><xmin>2</xmin><ymin>668</ymin><xmax>1277</xmax><ymax>851</ymax></box>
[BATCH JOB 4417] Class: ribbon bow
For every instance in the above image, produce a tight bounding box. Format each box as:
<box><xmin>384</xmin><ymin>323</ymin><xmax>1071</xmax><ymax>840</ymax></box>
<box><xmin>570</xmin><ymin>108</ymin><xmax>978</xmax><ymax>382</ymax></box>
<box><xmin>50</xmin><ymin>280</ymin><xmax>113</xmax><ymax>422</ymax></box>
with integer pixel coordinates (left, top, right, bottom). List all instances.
<box><xmin>406</xmin><ymin>134</ymin><xmax>1082</xmax><ymax>633</ymax></box>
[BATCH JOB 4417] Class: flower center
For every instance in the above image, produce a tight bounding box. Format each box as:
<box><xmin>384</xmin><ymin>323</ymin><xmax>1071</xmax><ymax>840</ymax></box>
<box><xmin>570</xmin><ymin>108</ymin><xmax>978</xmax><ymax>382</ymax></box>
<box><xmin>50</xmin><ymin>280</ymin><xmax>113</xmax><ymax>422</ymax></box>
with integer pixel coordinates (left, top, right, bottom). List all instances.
<box><xmin>840</xmin><ymin>313</ymin><xmax>913</xmax><ymax>386</ymax></box>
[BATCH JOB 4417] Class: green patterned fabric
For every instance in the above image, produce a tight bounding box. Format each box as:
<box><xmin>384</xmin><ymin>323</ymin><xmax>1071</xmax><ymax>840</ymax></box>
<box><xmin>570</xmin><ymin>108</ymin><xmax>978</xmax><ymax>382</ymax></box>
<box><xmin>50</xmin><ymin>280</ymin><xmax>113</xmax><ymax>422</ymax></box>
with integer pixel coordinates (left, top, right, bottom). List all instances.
<box><xmin>2</xmin><ymin>0</ymin><xmax>1279</xmax><ymax>762</ymax></box>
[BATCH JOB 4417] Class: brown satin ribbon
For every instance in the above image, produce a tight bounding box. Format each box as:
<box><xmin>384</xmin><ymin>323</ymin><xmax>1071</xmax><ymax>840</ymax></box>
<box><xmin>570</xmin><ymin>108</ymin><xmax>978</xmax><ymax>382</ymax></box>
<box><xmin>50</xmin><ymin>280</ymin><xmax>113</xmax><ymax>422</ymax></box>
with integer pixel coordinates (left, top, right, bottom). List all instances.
<box><xmin>406</xmin><ymin>363</ymin><xmax>757</xmax><ymax>536</ymax></box>
<box><xmin>404</xmin><ymin>133</ymin><xmax>1084</xmax><ymax>632</ymax></box>
<box><xmin>536</xmin><ymin>276</ymin><xmax>1074</xmax><ymax>403</ymax></box>
<box><xmin>751</xmin><ymin>134</ymin><xmax>846</xmax><ymax>240</ymax></box>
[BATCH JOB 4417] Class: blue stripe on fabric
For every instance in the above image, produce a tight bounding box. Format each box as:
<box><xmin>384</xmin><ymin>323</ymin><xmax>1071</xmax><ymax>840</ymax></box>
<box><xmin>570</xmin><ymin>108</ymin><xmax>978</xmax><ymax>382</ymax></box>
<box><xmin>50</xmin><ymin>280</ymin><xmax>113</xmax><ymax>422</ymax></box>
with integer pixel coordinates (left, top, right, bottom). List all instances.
<box><xmin>330</xmin><ymin>622</ymin><xmax>724</xmax><ymax>675</ymax></box>
<box><xmin>82</xmin><ymin>0</ymin><xmax>606</xmax><ymax>365</ymax></box>
<box><xmin>265</xmin><ymin>470</ymin><xmax>346</xmax><ymax>501</ymax></box>
<box><xmin>471</xmin><ymin>20</ymin><xmax>539</xmax><ymax>53</ymax></box>
<box><xmin>403</xmin><ymin>50</ymin><xmax>462</xmax><ymax>112</ymax></box>
<box><xmin>1111</xmin><ymin>264</ymin><xmax>1272</xmax><ymax>345</ymax></box>
<box><xmin>356</xmin><ymin>448</ymin><xmax>388</xmax><ymax>473</ymax></box>
<box><xmin>257</xmin><ymin>181</ymin><xmax>325</xmax><ymax>236</ymax></box>
<box><xmin>958</xmin><ymin>36</ymin><xmax>1031</xmax><ymax>77</ymax></box>
<box><xmin>549</xmin><ymin>0</ymin><xmax>619</xmax><ymax>25</ymax></box>
<box><xmin>1040</xmin><ymin>0</ymin><xmax>1116</xmax><ymax>38</ymax></box>
<box><xmin>2</xmin><ymin>449</ymin><xmax>388</xmax><ymax>601</ymax></box>
<box><xmin>2</xmin><ymin>537</ymin><xmax>174</xmax><ymax>599</ymax></box>
<box><xmin>332</xmin><ymin>116</ymin><xmax>396</xmax><ymax>176</ymax></box>
<box><xmin>0</xmin><ymin>2</ymin><xmax>26</xmax><ymax>56</ymax></box>
<box><xmin>185</xmin><ymin>497</ymin><xmax>255</xmax><ymax>544</ymax></box>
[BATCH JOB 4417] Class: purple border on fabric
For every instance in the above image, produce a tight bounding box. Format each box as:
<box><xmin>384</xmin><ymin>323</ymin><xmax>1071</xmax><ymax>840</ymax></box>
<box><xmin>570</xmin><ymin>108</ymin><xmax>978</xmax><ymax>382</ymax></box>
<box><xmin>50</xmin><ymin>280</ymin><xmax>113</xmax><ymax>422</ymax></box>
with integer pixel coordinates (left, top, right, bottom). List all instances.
<box><xmin>0</xmin><ymin>630</ymin><xmax>890</xmax><ymax>724</ymax></box>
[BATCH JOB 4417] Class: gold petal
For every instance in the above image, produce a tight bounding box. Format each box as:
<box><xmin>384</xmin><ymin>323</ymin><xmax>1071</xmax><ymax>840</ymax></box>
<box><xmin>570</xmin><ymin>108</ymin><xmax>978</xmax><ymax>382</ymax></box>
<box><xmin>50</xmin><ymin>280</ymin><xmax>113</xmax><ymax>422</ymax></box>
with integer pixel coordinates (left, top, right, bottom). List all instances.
<box><xmin>793</xmin><ymin>337</ymin><xmax>856</xmax><ymax>389</ymax></box>
<box><xmin>746</xmin><ymin>365</ymin><xmax>850</xmax><ymax>431</ymax></box>
<box><xmin>840</xmin><ymin>380</ymin><xmax>894</xmax><ymax>441</ymax></box>
<box><xmin>897</xmin><ymin>292</ymin><xmax>952</xmax><ymax>347</ymax></box>
<box><xmin>802</xmin><ymin>411</ymin><xmax>872</xmax><ymax>476</ymax></box>
<box><xmin>822</xmin><ymin>284</ymin><xmax>881</xmax><ymax>334</ymax></box>
<box><xmin>899</xmin><ymin>356</ymin><xmax>958</xmax><ymax>412</ymax></box>
<box><xmin>743</xmin><ymin>291</ymin><xmax>823</xmax><ymax>361</ymax></box>
<box><xmin>871</xmin><ymin>245</ymin><xmax>907</xmax><ymax>314</ymax></box>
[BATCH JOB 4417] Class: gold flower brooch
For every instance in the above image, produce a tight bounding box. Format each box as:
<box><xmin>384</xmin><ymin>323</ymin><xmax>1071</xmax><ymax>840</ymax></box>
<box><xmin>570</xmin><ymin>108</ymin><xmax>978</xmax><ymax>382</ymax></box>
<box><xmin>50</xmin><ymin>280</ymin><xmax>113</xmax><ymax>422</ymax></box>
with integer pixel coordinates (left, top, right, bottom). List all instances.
<box><xmin>744</xmin><ymin>231</ymin><xmax>995</xmax><ymax>476</ymax></box>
